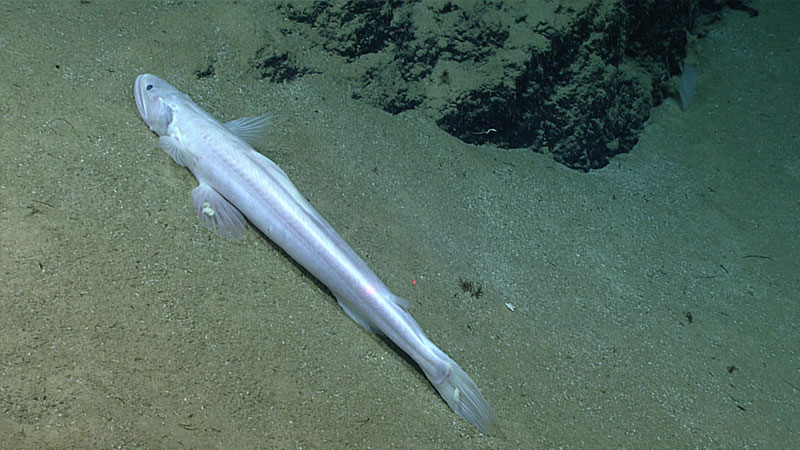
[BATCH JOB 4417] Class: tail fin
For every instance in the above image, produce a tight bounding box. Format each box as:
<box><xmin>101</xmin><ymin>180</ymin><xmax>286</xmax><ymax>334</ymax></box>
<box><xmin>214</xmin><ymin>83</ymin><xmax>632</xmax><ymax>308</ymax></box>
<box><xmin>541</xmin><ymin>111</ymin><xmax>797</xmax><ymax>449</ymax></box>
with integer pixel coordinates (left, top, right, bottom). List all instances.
<box><xmin>429</xmin><ymin>361</ymin><xmax>498</xmax><ymax>434</ymax></box>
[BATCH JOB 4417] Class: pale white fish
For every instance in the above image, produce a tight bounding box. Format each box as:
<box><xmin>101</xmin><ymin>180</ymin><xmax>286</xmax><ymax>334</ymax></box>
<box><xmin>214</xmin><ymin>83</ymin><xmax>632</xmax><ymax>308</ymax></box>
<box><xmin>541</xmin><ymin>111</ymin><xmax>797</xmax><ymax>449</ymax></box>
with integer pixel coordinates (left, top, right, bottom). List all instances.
<box><xmin>133</xmin><ymin>74</ymin><xmax>497</xmax><ymax>433</ymax></box>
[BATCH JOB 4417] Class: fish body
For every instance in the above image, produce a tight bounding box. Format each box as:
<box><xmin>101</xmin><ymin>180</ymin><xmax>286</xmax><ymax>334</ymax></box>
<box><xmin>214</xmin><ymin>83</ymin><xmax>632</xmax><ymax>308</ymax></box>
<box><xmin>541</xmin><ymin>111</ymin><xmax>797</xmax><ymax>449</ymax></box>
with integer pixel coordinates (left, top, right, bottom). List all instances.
<box><xmin>133</xmin><ymin>74</ymin><xmax>497</xmax><ymax>433</ymax></box>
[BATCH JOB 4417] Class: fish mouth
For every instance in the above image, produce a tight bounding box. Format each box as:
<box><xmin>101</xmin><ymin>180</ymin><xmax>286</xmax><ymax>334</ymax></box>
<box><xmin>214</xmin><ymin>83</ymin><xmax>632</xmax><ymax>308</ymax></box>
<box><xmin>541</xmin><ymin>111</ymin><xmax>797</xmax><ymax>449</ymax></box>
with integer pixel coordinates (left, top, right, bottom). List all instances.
<box><xmin>133</xmin><ymin>74</ymin><xmax>147</xmax><ymax>121</ymax></box>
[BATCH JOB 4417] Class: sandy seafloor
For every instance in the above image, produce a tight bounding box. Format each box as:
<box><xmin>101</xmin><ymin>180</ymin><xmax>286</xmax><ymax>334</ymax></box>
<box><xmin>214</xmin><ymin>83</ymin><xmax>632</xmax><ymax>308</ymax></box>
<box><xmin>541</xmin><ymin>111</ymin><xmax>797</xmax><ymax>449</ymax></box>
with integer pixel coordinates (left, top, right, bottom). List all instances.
<box><xmin>0</xmin><ymin>1</ymin><xmax>798</xmax><ymax>448</ymax></box>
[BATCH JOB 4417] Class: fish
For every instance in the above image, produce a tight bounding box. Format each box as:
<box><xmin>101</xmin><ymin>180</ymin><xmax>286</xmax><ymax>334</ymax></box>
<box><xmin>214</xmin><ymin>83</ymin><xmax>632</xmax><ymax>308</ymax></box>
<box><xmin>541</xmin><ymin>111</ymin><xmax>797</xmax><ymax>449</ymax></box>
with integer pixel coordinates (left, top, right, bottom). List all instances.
<box><xmin>133</xmin><ymin>74</ymin><xmax>497</xmax><ymax>433</ymax></box>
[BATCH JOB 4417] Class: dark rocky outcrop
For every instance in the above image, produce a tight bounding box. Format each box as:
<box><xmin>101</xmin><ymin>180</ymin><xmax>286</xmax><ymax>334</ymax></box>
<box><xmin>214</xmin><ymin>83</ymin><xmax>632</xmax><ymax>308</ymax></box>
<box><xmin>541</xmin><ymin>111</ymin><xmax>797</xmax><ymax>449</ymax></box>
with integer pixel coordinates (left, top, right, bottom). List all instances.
<box><xmin>249</xmin><ymin>0</ymin><xmax>754</xmax><ymax>170</ymax></box>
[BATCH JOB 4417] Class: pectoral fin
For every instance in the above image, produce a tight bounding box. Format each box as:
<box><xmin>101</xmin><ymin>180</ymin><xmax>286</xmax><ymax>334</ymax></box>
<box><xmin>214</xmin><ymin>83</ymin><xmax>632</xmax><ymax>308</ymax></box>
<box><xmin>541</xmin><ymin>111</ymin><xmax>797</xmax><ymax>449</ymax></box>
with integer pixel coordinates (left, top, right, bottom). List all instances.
<box><xmin>191</xmin><ymin>183</ymin><xmax>247</xmax><ymax>240</ymax></box>
<box><xmin>224</xmin><ymin>114</ymin><xmax>272</xmax><ymax>148</ymax></box>
<box><xmin>158</xmin><ymin>135</ymin><xmax>194</xmax><ymax>167</ymax></box>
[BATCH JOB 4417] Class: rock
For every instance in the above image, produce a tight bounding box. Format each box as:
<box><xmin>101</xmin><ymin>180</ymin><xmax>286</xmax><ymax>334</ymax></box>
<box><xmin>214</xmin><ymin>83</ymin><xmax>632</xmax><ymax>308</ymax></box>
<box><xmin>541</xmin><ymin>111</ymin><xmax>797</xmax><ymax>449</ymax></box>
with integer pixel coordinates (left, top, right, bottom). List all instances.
<box><xmin>250</xmin><ymin>0</ymin><xmax>752</xmax><ymax>170</ymax></box>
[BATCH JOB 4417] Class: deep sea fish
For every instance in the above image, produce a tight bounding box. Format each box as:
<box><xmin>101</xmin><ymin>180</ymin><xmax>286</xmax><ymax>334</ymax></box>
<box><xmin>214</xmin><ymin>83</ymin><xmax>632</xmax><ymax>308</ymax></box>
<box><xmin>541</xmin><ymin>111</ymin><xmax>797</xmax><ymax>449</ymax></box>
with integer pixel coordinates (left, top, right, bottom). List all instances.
<box><xmin>133</xmin><ymin>74</ymin><xmax>497</xmax><ymax>433</ymax></box>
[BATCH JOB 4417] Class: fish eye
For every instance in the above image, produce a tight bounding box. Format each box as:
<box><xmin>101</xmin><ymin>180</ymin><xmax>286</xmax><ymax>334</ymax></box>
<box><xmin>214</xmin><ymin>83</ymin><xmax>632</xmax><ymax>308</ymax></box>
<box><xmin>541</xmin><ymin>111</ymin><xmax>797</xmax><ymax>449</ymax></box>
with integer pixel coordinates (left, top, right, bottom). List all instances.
<box><xmin>146</xmin><ymin>84</ymin><xmax>153</xmax><ymax>91</ymax></box>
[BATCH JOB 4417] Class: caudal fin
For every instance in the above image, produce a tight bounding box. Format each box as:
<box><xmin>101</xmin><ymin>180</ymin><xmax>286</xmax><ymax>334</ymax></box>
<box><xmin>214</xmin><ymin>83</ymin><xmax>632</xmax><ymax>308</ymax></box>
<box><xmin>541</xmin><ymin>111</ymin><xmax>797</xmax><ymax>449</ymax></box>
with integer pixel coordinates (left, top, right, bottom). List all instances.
<box><xmin>430</xmin><ymin>362</ymin><xmax>498</xmax><ymax>434</ymax></box>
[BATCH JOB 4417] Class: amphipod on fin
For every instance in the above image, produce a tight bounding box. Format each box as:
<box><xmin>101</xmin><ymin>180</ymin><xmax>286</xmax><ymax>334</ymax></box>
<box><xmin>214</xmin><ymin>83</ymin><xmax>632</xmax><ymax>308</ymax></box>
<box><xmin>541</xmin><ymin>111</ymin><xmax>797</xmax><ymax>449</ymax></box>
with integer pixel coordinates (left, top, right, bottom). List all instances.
<box><xmin>191</xmin><ymin>182</ymin><xmax>247</xmax><ymax>240</ymax></box>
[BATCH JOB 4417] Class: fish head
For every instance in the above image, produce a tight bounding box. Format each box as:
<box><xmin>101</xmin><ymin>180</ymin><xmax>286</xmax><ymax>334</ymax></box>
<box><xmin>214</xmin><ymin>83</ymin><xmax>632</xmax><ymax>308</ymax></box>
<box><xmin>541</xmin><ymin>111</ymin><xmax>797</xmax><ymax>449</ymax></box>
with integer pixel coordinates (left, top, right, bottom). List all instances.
<box><xmin>134</xmin><ymin>73</ymin><xmax>179</xmax><ymax>136</ymax></box>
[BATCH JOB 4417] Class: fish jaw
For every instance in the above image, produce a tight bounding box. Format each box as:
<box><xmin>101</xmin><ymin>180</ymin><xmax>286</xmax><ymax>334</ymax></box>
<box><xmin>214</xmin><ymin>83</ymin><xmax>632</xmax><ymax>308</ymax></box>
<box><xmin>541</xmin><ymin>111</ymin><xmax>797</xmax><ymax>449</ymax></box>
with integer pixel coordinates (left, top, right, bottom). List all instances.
<box><xmin>134</xmin><ymin>73</ymin><xmax>174</xmax><ymax>136</ymax></box>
